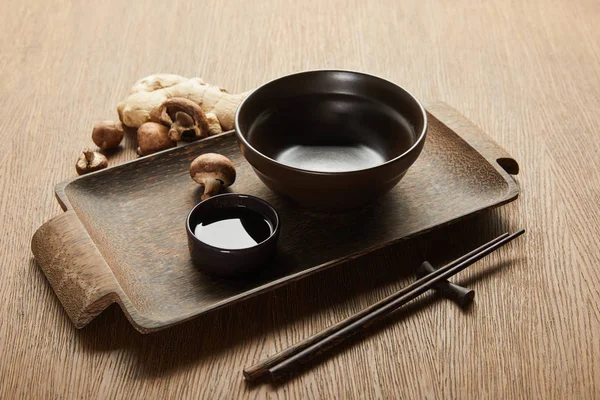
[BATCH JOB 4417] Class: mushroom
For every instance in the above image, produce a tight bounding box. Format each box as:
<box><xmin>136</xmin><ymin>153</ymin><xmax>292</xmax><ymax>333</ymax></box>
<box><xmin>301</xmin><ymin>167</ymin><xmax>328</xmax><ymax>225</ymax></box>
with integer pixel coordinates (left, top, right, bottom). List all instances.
<box><xmin>92</xmin><ymin>120</ymin><xmax>124</xmax><ymax>149</ymax></box>
<box><xmin>156</xmin><ymin>98</ymin><xmax>209</xmax><ymax>142</ymax></box>
<box><xmin>76</xmin><ymin>147</ymin><xmax>108</xmax><ymax>175</ymax></box>
<box><xmin>137</xmin><ymin>122</ymin><xmax>176</xmax><ymax>156</ymax></box>
<box><xmin>190</xmin><ymin>153</ymin><xmax>236</xmax><ymax>200</ymax></box>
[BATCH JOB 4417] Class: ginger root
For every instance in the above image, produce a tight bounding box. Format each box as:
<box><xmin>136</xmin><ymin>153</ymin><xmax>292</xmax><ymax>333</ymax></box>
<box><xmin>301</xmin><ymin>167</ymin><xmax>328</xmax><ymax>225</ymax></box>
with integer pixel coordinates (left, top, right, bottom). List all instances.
<box><xmin>117</xmin><ymin>74</ymin><xmax>249</xmax><ymax>132</ymax></box>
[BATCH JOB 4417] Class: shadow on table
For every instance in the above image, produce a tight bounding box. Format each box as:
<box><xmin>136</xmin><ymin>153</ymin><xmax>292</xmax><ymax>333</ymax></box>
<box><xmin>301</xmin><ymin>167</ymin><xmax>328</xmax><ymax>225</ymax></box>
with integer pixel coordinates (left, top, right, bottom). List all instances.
<box><xmin>32</xmin><ymin>207</ymin><xmax>521</xmax><ymax>381</ymax></box>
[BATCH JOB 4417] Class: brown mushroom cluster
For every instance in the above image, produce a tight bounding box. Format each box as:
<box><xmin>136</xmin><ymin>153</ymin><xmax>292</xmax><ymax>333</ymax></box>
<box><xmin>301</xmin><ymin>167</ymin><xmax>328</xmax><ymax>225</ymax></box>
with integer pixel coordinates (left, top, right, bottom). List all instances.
<box><xmin>136</xmin><ymin>97</ymin><xmax>222</xmax><ymax>156</ymax></box>
<box><xmin>76</xmin><ymin>120</ymin><xmax>126</xmax><ymax>175</ymax></box>
<box><xmin>75</xmin><ymin>76</ymin><xmax>243</xmax><ymax>176</ymax></box>
<box><xmin>76</xmin><ymin>98</ymin><xmax>227</xmax><ymax>175</ymax></box>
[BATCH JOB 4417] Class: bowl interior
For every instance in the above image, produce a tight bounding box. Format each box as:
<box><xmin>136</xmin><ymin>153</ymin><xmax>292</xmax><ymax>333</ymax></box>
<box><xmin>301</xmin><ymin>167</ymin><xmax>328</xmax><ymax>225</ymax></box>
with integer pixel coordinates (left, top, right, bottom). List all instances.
<box><xmin>237</xmin><ymin>71</ymin><xmax>426</xmax><ymax>173</ymax></box>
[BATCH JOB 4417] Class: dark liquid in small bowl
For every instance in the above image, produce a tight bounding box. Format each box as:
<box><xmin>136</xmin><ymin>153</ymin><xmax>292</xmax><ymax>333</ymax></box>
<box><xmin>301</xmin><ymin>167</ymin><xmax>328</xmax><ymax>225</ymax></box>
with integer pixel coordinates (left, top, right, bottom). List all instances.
<box><xmin>247</xmin><ymin>93</ymin><xmax>416</xmax><ymax>172</ymax></box>
<box><xmin>193</xmin><ymin>207</ymin><xmax>273</xmax><ymax>250</ymax></box>
<box><xmin>186</xmin><ymin>194</ymin><xmax>281</xmax><ymax>278</ymax></box>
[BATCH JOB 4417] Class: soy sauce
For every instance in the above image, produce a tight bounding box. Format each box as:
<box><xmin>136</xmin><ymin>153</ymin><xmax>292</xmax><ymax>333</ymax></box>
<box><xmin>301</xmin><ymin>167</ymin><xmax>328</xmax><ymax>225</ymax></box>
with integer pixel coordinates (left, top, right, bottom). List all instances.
<box><xmin>194</xmin><ymin>207</ymin><xmax>273</xmax><ymax>250</ymax></box>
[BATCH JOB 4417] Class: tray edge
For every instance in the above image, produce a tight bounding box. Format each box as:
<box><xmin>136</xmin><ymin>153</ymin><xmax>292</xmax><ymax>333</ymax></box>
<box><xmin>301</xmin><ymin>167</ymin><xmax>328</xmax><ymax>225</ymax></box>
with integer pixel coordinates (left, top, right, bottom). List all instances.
<box><xmin>43</xmin><ymin>101</ymin><xmax>520</xmax><ymax>333</ymax></box>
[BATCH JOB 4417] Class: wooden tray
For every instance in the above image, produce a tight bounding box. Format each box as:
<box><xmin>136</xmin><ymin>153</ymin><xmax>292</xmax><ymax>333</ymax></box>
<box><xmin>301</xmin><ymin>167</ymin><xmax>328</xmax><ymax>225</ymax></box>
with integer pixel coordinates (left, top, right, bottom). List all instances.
<box><xmin>31</xmin><ymin>102</ymin><xmax>520</xmax><ymax>333</ymax></box>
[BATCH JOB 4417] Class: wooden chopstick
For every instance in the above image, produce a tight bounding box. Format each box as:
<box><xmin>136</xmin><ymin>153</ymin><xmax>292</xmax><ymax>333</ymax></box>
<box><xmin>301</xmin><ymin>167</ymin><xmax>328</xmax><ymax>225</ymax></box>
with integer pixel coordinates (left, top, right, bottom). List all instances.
<box><xmin>243</xmin><ymin>230</ymin><xmax>518</xmax><ymax>381</ymax></box>
<box><xmin>265</xmin><ymin>229</ymin><xmax>524</xmax><ymax>380</ymax></box>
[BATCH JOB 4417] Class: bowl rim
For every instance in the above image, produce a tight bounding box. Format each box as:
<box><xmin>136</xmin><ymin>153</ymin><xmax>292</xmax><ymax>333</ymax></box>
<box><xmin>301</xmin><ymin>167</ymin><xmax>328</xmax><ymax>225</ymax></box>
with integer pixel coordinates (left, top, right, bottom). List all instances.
<box><xmin>186</xmin><ymin>193</ymin><xmax>281</xmax><ymax>253</ymax></box>
<box><xmin>234</xmin><ymin>69</ymin><xmax>428</xmax><ymax>176</ymax></box>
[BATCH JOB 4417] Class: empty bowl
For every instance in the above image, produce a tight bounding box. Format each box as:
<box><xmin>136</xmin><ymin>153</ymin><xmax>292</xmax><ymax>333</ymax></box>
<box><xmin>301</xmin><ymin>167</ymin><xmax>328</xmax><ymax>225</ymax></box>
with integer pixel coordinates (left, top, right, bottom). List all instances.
<box><xmin>235</xmin><ymin>70</ymin><xmax>427</xmax><ymax>210</ymax></box>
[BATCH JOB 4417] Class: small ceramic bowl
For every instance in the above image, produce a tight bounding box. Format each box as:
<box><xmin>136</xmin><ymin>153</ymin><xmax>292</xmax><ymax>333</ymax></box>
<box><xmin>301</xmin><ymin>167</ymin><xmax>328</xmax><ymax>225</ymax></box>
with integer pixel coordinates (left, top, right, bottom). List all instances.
<box><xmin>186</xmin><ymin>193</ymin><xmax>280</xmax><ymax>278</ymax></box>
<box><xmin>235</xmin><ymin>70</ymin><xmax>428</xmax><ymax>210</ymax></box>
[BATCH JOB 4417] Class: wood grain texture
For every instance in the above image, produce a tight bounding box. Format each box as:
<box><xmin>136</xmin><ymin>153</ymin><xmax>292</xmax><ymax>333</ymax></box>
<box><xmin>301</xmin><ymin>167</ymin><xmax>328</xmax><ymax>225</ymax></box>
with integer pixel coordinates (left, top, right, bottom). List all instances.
<box><xmin>1</xmin><ymin>0</ymin><xmax>599</xmax><ymax>398</ymax></box>
<box><xmin>31</xmin><ymin>104</ymin><xmax>519</xmax><ymax>333</ymax></box>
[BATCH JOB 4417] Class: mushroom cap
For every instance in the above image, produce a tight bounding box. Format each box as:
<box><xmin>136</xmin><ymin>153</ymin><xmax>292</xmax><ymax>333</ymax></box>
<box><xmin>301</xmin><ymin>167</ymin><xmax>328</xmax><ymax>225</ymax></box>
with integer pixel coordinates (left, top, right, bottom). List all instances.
<box><xmin>92</xmin><ymin>120</ymin><xmax>125</xmax><ymax>149</ymax></box>
<box><xmin>190</xmin><ymin>153</ymin><xmax>236</xmax><ymax>187</ymax></box>
<box><xmin>137</xmin><ymin>122</ymin><xmax>176</xmax><ymax>156</ymax></box>
<box><xmin>157</xmin><ymin>97</ymin><xmax>209</xmax><ymax>141</ymax></box>
<box><xmin>76</xmin><ymin>148</ymin><xmax>108</xmax><ymax>175</ymax></box>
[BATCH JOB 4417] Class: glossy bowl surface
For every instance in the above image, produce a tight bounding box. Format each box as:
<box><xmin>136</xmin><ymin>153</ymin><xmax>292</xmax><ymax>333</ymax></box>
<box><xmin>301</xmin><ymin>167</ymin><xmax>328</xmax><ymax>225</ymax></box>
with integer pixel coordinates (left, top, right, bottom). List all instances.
<box><xmin>235</xmin><ymin>70</ymin><xmax>428</xmax><ymax>210</ymax></box>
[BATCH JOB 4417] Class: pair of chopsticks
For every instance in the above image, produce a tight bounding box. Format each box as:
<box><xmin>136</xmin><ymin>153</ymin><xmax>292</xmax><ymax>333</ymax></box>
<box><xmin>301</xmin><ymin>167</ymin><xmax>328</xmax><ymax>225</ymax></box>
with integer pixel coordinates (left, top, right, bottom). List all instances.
<box><xmin>243</xmin><ymin>229</ymin><xmax>525</xmax><ymax>382</ymax></box>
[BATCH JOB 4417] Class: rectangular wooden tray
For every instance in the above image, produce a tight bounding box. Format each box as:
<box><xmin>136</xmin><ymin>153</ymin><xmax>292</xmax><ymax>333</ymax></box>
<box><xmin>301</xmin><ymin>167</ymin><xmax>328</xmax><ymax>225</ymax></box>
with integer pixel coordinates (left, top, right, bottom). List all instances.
<box><xmin>31</xmin><ymin>102</ymin><xmax>520</xmax><ymax>333</ymax></box>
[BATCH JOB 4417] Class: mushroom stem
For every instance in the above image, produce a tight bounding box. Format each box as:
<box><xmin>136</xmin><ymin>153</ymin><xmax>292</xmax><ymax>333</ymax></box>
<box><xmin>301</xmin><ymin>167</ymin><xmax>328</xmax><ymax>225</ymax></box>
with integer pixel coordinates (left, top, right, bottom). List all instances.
<box><xmin>200</xmin><ymin>178</ymin><xmax>223</xmax><ymax>200</ymax></box>
<box><xmin>83</xmin><ymin>148</ymin><xmax>95</xmax><ymax>164</ymax></box>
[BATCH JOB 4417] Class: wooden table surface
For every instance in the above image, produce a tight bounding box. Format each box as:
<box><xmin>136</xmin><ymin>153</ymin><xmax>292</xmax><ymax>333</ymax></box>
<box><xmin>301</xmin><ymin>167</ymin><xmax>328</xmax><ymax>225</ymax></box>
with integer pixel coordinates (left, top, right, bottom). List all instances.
<box><xmin>2</xmin><ymin>0</ymin><xmax>599</xmax><ymax>398</ymax></box>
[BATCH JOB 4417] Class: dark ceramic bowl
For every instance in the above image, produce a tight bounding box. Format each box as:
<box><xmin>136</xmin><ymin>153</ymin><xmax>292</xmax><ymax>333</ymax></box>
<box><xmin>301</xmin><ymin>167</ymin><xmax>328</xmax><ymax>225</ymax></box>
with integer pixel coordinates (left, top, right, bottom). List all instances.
<box><xmin>186</xmin><ymin>193</ymin><xmax>280</xmax><ymax>278</ymax></box>
<box><xmin>235</xmin><ymin>70</ymin><xmax>428</xmax><ymax>210</ymax></box>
